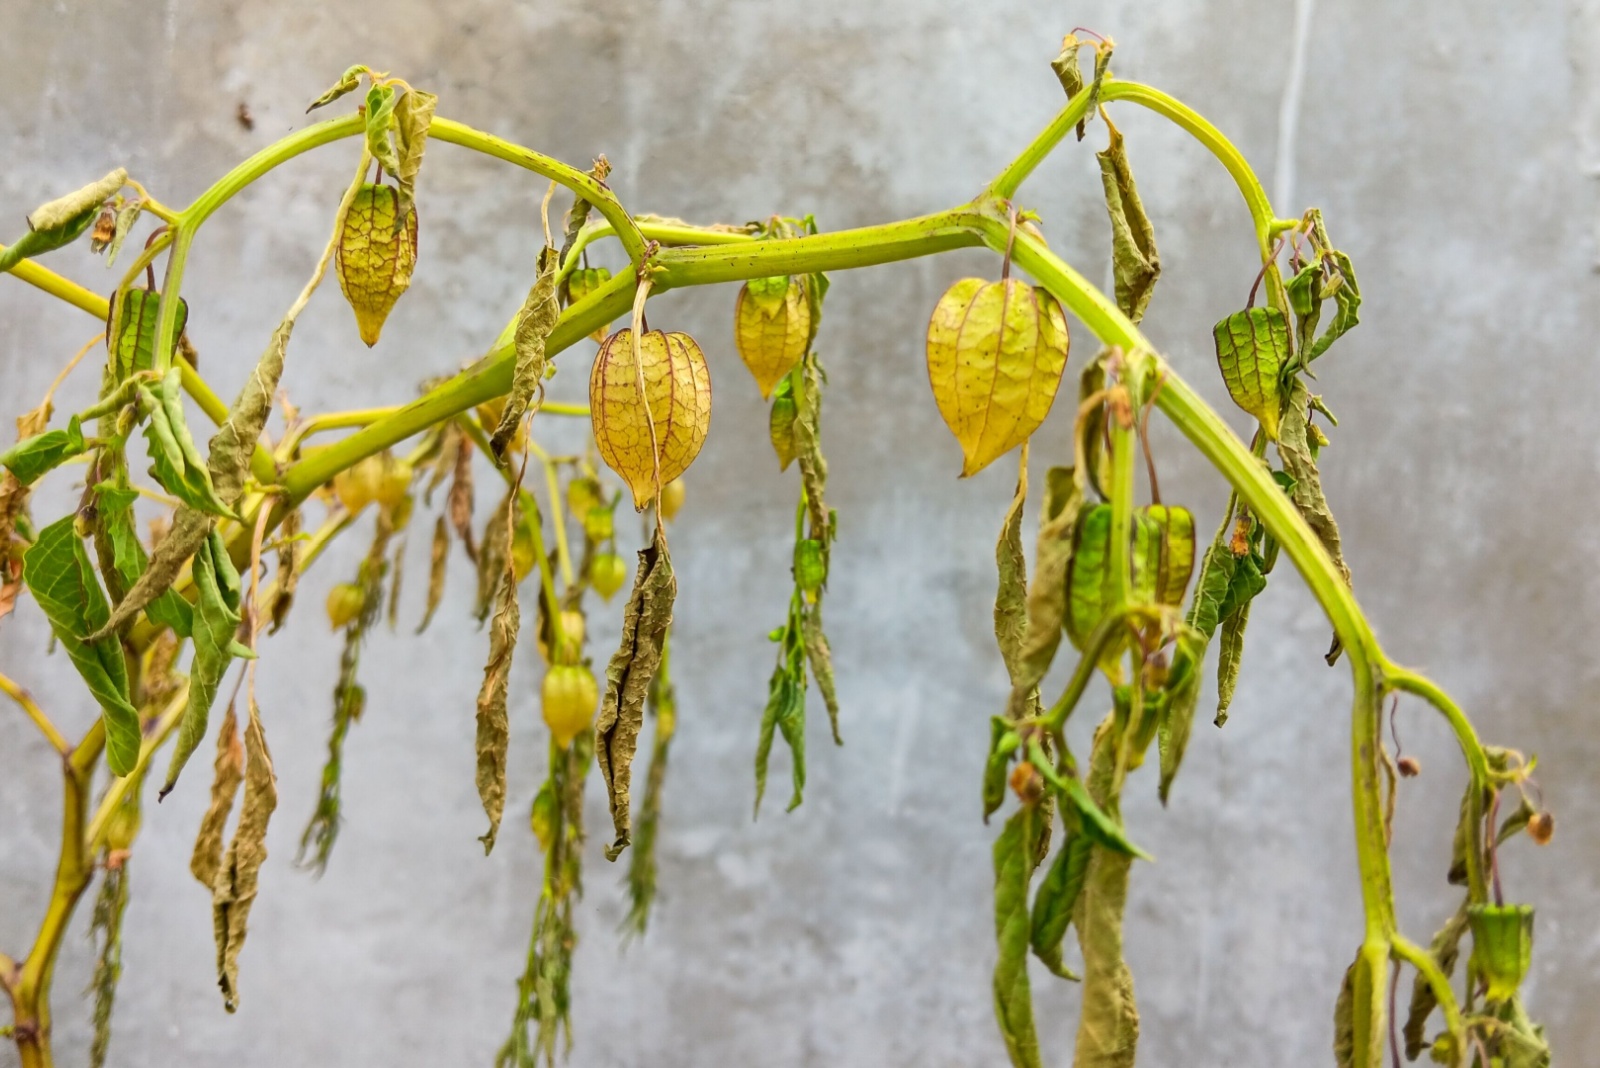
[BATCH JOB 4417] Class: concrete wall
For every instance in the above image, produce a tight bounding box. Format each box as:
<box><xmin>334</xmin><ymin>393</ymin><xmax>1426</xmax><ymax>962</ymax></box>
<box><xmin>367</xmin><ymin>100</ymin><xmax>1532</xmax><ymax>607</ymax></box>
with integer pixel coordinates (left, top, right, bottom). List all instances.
<box><xmin>2</xmin><ymin>1</ymin><xmax>1597</xmax><ymax>1064</ymax></box>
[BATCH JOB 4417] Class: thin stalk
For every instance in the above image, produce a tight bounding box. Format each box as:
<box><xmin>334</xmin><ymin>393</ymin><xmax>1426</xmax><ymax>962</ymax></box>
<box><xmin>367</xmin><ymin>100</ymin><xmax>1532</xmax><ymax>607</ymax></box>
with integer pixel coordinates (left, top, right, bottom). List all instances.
<box><xmin>0</xmin><ymin>674</ymin><xmax>67</xmax><ymax>754</ymax></box>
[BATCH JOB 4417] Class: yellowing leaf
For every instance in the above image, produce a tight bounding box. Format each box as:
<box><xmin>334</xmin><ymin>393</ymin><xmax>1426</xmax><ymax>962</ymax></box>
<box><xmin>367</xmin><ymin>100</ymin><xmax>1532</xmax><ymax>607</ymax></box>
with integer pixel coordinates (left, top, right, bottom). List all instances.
<box><xmin>734</xmin><ymin>276</ymin><xmax>811</xmax><ymax>399</ymax></box>
<box><xmin>926</xmin><ymin>278</ymin><xmax>1070</xmax><ymax>477</ymax></box>
<box><xmin>590</xmin><ymin>328</ymin><xmax>712</xmax><ymax>511</ymax></box>
<box><xmin>335</xmin><ymin>184</ymin><xmax>418</xmax><ymax>347</ymax></box>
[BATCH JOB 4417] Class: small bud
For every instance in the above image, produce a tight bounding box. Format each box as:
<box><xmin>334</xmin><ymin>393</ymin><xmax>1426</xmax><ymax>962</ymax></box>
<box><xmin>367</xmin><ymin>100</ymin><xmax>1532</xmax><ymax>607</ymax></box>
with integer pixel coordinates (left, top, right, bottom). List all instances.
<box><xmin>1528</xmin><ymin>810</ymin><xmax>1555</xmax><ymax>845</ymax></box>
<box><xmin>1397</xmin><ymin>755</ymin><xmax>1421</xmax><ymax>778</ymax></box>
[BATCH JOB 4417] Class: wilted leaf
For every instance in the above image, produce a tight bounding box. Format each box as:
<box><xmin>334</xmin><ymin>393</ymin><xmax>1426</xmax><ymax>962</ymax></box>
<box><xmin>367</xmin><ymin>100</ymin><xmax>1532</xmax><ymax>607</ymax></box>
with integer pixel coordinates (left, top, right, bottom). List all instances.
<box><xmin>1156</xmin><ymin>626</ymin><xmax>1205</xmax><ymax>804</ymax></box>
<box><xmin>212</xmin><ymin>695</ymin><xmax>277</xmax><ymax>1012</ymax></box>
<box><xmin>108</xmin><ymin>288</ymin><xmax>187</xmax><ymax>383</ymax></box>
<box><xmin>754</xmin><ymin>656</ymin><xmax>806</xmax><ymax>816</ymax></box>
<box><xmin>1332</xmin><ymin>948</ymin><xmax>1382</xmax><ymax>1068</ymax></box>
<box><xmin>1064</xmin><ymin>504</ymin><xmax>1113</xmax><ymax>654</ymax></box>
<box><xmin>1032</xmin><ymin>829</ymin><xmax>1091</xmax><ymax>980</ymax></box>
<box><xmin>994</xmin><ymin>465</ymin><xmax>1030</xmax><ymax>682</ymax></box>
<box><xmin>800</xmin><ymin>605</ymin><xmax>841</xmax><ymax>745</ymax></box>
<box><xmin>993</xmin><ymin>806</ymin><xmax>1043</xmax><ymax>1068</ymax></box>
<box><xmin>1012</xmin><ymin>466</ymin><xmax>1084</xmax><ymax>708</ymax></box>
<box><xmin>983</xmin><ymin>717</ymin><xmax>1020</xmax><ymax>822</ymax></box>
<box><xmin>926</xmin><ymin>278</ymin><xmax>1071</xmax><ymax>477</ymax></box>
<box><xmin>623</xmin><ymin>637</ymin><xmax>676</xmax><ymax>938</ymax></box>
<box><xmin>162</xmin><ymin>529</ymin><xmax>245</xmax><ymax>798</ymax></box>
<box><xmin>1214</xmin><ymin>597</ymin><xmax>1252</xmax><ymax>725</ymax></box>
<box><xmin>1305</xmin><ymin>249</ymin><xmax>1361</xmax><ymax>365</ymax></box>
<box><xmin>190</xmin><ymin>702</ymin><xmax>243</xmax><ymax>889</ymax></box>
<box><xmin>595</xmin><ymin>527</ymin><xmax>675</xmax><ymax>859</ymax></box>
<box><xmin>88</xmin><ymin>851</ymin><xmax>131</xmax><ymax>1068</ymax></box>
<box><xmin>491</xmin><ymin>246</ymin><xmax>559</xmax><ymax>459</ymax></box>
<box><xmin>475</xmin><ymin>561</ymin><xmax>519</xmax><ymax>853</ymax></box>
<box><xmin>139</xmin><ymin>369</ymin><xmax>233</xmax><ymax>517</ymax></box>
<box><xmin>22</xmin><ymin>516</ymin><xmax>140</xmax><ymax>775</ymax></box>
<box><xmin>268</xmin><ymin>506</ymin><xmax>301</xmax><ymax>633</ymax></box>
<box><xmin>363</xmin><ymin>84</ymin><xmax>401</xmax><ymax>175</ymax></box>
<box><xmin>449</xmin><ymin>429</ymin><xmax>477</xmax><ymax>561</ymax></box>
<box><xmin>103</xmin><ymin>199</ymin><xmax>143</xmax><ymax>266</ymax></box>
<box><xmin>1097</xmin><ymin>118</ymin><xmax>1160</xmax><ymax>324</ymax></box>
<box><xmin>1213</xmin><ymin>307</ymin><xmax>1288</xmax><ymax>440</ymax></box>
<box><xmin>590</xmin><ymin>329</ymin><xmax>713</xmax><ymax>511</ymax></box>
<box><xmin>792</xmin><ymin>352</ymin><xmax>832</xmax><ymax>550</ymax></box>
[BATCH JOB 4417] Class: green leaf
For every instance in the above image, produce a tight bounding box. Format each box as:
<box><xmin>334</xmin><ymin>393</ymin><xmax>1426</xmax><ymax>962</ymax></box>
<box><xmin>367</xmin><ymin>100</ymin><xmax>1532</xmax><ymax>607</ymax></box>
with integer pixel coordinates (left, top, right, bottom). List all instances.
<box><xmin>1029</xmin><ymin>743</ymin><xmax>1151</xmax><ymax>861</ymax></box>
<box><xmin>139</xmin><ymin>369</ymin><xmax>232</xmax><ymax>518</ymax></box>
<box><xmin>0</xmin><ymin>415</ymin><xmax>86</xmax><ymax>485</ymax></box>
<box><xmin>1096</xmin><ymin>118</ymin><xmax>1161</xmax><ymax>325</ymax></box>
<box><xmin>306</xmin><ymin>65</ymin><xmax>371</xmax><ymax>112</ymax></box>
<box><xmin>596</xmin><ymin>526</ymin><xmax>676</xmax><ymax>859</ymax></box>
<box><xmin>22</xmin><ymin>516</ymin><xmax>140</xmax><ymax>775</ymax></box>
<box><xmin>364</xmin><ymin>84</ymin><xmax>401</xmax><ymax>176</ymax></box>
<box><xmin>800</xmin><ymin>604</ymin><xmax>841</xmax><ymax>744</ymax></box>
<box><xmin>1136</xmin><ymin>505</ymin><xmax>1194</xmax><ymax>608</ymax></box>
<box><xmin>992</xmin><ymin>806</ymin><xmax>1043</xmax><ymax>1068</ymax></box>
<box><xmin>1213</xmin><ymin>307</ymin><xmax>1289</xmax><ymax>440</ymax></box>
<box><xmin>1064</xmin><ymin>504</ymin><xmax>1113</xmax><ymax>654</ymax></box>
<box><xmin>161</xmin><ymin>529</ymin><xmax>242</xmax><ymax>798</ymax></box>
<box><xmin>491</xmin><ymin>246</ymin><xmax>559</xmax><ymax>459</ymax></box>
<box><xmin>1214</xmin><ymin>598</ymin><xmax>1252</xmax><ymax>726</ymax></box>
<box><xmin>982</xmin><ymin>717</ymin><xmax>1020</xmax><ymax>822</ymax></box>
<box><xmin>1305</xmin><ymin>249</ymin><xmax>1360</xmax><ymax>364</ymax></box>
<box><xmin>754</xmin><ymin>657</ymin><xmax>806</xmax><ymax>817</ymax></box>
<box><xmin>1332</xmin><ymin>948</ymin><xmax>1383</xmax><ymax>1068</ymax></box>
<box><xmin>109</xmin><ymin>289</ymin><xmax>187</xmax><ymax>383</ymax></box>
<box><xmin>1031</xmin><ymin>829</ymin><xmax>1090</xmax><ymax>980</ymax></box>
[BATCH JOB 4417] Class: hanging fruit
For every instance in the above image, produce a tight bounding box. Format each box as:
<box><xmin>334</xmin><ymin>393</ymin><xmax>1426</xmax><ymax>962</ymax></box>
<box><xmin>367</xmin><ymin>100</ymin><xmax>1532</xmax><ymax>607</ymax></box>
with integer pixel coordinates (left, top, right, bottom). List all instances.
<box><xmin>589</xmin><ymin>327</ymin><xmax>712</xmax><ymax>510</ymax></box>
<box><xmin>335</xmin><ymin>183</ymin><xmax>418</xmax><ymax>347</ymax></box>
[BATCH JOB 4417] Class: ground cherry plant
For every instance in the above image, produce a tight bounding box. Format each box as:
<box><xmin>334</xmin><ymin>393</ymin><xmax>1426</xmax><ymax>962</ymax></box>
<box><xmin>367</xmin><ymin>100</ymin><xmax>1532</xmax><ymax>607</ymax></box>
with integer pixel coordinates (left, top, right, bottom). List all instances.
<box><xmin>0</xmin><ymin>38</ymin><xmax>1555</xmax><ymax>1068</ymax></box>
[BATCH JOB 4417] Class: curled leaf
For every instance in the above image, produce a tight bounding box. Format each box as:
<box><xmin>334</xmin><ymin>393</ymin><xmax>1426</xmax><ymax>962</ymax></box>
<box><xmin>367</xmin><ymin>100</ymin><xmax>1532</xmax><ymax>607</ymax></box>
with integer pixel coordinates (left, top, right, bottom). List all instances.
<box><xmin>335</xmin><ymin>184</ymin><xmax>418</xmax><ymax>347</ymax></box>
<box><xmin>161</xmin><ymin>529</ymin><xmax>244</xmax><ymax>798</ymax></box>
<box><xmin>993</xmin><ymin>806</ymin><xmax>1044</xmax><ymax>1068</ymax></box>
<box><xmin>212</xmin><ymin>696</ymin><xmax>277</xmax><ymax>1012</ymax></box>
<box><xmin>491</xmin><ymin>246</ymin><xmax>559</xmax><ymax>459</ymax></box>
<box><xmin>0</xmin><ymin>415</ymin><xmax>86</xmax><ymax>486</ymax></box>
<box><xmin>392</xmin><ymin>87</ymin><xmax>437</xmax><ymax>222</ymax></box>
<box><xmin>1031</xmin><ymin>829</ymin><xmax>1091</xmax><ymax>980</ymax></box>
<box><xmin>306</xmin><ymin>65</ymin><xmax>371</xmax><ymax>112</ymax></box>
<box><xmin>190</xmin><ymin>702</ymin><xmax>243</xmax><ymax>889</ymax></box>
<box><xmin>590</xmin><ymin>328</ymin><xmax>712</xmax><ymax>511</ymax></box>
<box><xmin>416</xmin><ymin>514</ymin><xmax>449</xmax><ymax>632</ymax></box>
<box><xmin>1097</xmin><ymin>118</ymin><xmax>1160</xmax><ymax>324</ymax></box>
<box><xmin>1213</xmin><ymin>307</ymin><xmax>1288</xmax><ymax>440</ymax></box>
<box><xmin>595</xmin><ymin>526</ymin><xmax>675</xmax><ymax>859</ymax></box>
<box><xmin>108</xmin><ymin>288</ymin><xmax>187</xmax><ymax>383</ymax></box>
<box><xmin>768</xmin><ymin>372</ymin><xmax>799</xmax><ymax>469</ymax></box>
<box><xmin>476</xmin><ymin>560</ymin><xmax>519</xmax><ymax>853</ymax></box>
<box><xmin>926</xmin><ymin>278</ymin><xmax>1071</xmax><ymax>477</ymax></box>
<box><xmin>734</xmin><ymin>276</ymin><xmax>811</xmax><ymax>398</ymax></box>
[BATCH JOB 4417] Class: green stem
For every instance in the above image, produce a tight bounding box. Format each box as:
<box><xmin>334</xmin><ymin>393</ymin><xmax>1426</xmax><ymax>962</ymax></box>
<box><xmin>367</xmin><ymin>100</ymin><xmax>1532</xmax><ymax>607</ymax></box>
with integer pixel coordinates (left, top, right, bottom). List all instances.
<box><xmin>1390</xmin><ymin>934</ymin><xmax>1467</xmax><ymax>1056</ymax></box>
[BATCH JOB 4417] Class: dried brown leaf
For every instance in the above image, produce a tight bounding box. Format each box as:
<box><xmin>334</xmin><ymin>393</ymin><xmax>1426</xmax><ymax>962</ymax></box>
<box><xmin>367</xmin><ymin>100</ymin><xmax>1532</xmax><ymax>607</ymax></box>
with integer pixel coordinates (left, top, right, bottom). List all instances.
<box><xmin>190</xmin><ymin>702</ymin><xmax>243</xmax><ymax>889</ymax></box>
<box><xmin>212</xmin><ymin>696</ymin><xmax>277</xmax><ymax>1013</ymax></box>
<box><xmin>475</xmin><ymin>563</ymin><xmax>519</xmax><ymax>853</ymax></box>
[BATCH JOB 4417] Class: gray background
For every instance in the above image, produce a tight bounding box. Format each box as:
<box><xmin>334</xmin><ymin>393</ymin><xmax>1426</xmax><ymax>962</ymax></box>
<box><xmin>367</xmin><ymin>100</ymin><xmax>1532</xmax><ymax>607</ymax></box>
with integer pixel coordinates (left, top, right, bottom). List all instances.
<box><xmin>1</xmin><ymin>1</ymin><xmax>1596</xmax><ymax>1065</ymax></box>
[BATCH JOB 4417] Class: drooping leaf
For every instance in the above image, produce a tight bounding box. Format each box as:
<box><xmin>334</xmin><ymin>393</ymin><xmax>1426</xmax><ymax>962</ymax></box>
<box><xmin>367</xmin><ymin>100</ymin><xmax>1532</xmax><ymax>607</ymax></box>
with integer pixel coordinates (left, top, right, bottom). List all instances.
<box><xmin>0</xmin><ymin>168</ymin><xmax>127</xmax><ymax>272</ymax></box>
<box><xmin>449</xmin><ymin>429</ymin><xmax>478</xmax><ymax>561</ymax></box>
<box><xmin>1071</xmin><ymin>716</ymin><xmax>1140</xmax><ymax>1068</ymax></box>
<box><xmin>1012</xmin><ymin>465</ymin><xmax>1084</xmax><ymax>709</ymax></box>
<box><xmin>800</xmin><ymin>604</ymin><xmax>841</xmax><ymax>745</ymax></box>
<box><xmin>1213</xmin><ymin>307</ymin><xmax>1288</xmax><ymax>440</ymax></box>
<box><xmin>475</xmin><ymin>560</ymin><xmax>519</xmax><ymax>853</ymax></box>
<box><xmin>793</xmin><ymin>352</ymin><xmax>832</xmax><ymax>553</ymax></box>
<box><xmin>416</xmin><ymin>514</ymin><xmax>449</xmax><ymax>633</ymax></box>
<box><xmin>926</xmin><ymin>278</ymin><xmax>1071</xmax><ymax>477</ymax></box>
<box><xmin>161</xmin><ymin>529</ymin><xmax>245</xmax><ymax>798</ymax></box>
<box><xmin>1156</xmin><ymin>626</ymin><xmax>1205</xmax><ymax>804</ymax></box>
<box><xmin>212</xmin><ymin>695</ymin><xmax>278</xmax><ymax>1012</ymax></box>
<box><xmin>1277</xmin><ymin>377</ymin><xmax>1350</xmax><ymax>585</ymax></box>
<box><xmin>1031</xmin><ymin>829</ymin><xmax>1091</xmax><ymax>980</ymax></box>
<box><xmin>138</xmin><ymin>369</ymin><xmax>233</xmax><ymax>517</ymax></box>
<box><xmin>595</xmin><ymin>526</ymin><xmax>675</xmax><ymax>859</ymax></box>
<box><xmin>92</xmin><ymin>481</ymin><xmax>192</xmax><ymax>637</ymax></box>
<box><xmin>1332</xmin><ymin>948</ymin><xmax>1383</xmax><ymax>1068</ymax></box>
<box><xmin>983</xmin><ymin>717</ymin><xmax>1021</xmax><ymax>822</ymax></box>
<box><xmin>1136</xmin><ymin>505</ymin><xmax>1194</xmax><ymax>608</ymax></box>
<box><xmin>992</xmin><ymin>805</ymin><xmax>1043</xmax><ymax>1068</ymax></box>
<box><xmin>1305</xmin><ymin>249</ymin><xmax>1361</xmax><ymax>364</ymax></box>
<box><xmin>623</xmin><ymin>632</ymin><xmax>676</xmax><ymax>938</ymax></box>
<box><xmin>753</xmin><ymin>655</ymin><xmax>806</xmax><ymax>817</ymax></box>
<box><xmin>1032</xmin><ymin>751</ymin><xmax>1151</xmax><ymax>861</ymax></box>
<box><xmin>491</xmin><ymin>246</ymin><xmax>559</xmax><ymax>459</ymax></box>
<box><xmin>190</xmin><ymin>702</ymin><xmax>243</xmax><ymax>890</ymax></box>
<box><xmin>22</xmin><ymin>516</ymin><xmax>140</xmax><ymax>775</ymax></box>
<box><xmin>994</xmin><ymin>464</ymin><xmax>1029</xmax><ymax>682</ymax></box>
<box><xmin>1096</xmin><ymin>118</ymin><xmax>1160</xmax><ymax>325</ymax></box>
<box><xmin>1214</xmin><ymin>596</ymin><xmax>1252</xmax><ymax>725</ymax></box>
<box><xmin>1403</xmin><ymin>901</ymin><xmax>1469</xmax><ymax>1060</ymax></box>
<box><xmin>0</xmin><ymin>415</ymin><xmax>86</xmax><ymax>485</ymax></box>
<box><xmin>103</xmin><ymin>199</ymin><xmax>143</xmax><ymax>266</ymax></box>
<box><xmin>267</xmin><ymin>505</ymin><xmax>301</xmax><ymax>633</ymax></box>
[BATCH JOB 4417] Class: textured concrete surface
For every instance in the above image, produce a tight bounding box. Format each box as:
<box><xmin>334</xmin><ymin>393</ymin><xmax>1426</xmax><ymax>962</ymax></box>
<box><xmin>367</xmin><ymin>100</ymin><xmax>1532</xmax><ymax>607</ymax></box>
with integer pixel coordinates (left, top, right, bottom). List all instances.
<box><xmin>2</xmin><ymin>1</ymin><xmax>1598</xmax><ymax>1065</ymax></box>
